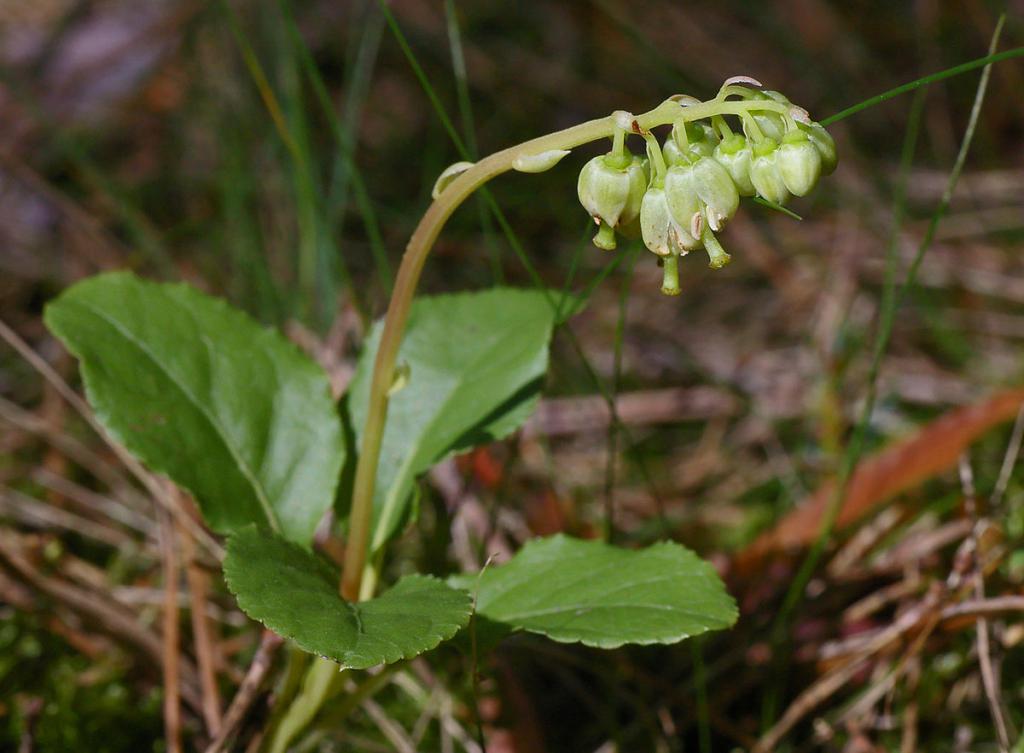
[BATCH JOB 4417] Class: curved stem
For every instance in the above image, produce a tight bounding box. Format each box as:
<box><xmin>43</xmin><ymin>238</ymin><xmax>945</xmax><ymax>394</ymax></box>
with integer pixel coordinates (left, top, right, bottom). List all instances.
<box><xmin>712</xmin><ymin>115</ymin><xmax>732</xmax><ymax>140</ymax></box>
<box><xmin>715</xmin><ymin>84</ymin><xmax>761</xmax><ymax>102</ymax></box>
<box><xmin>338</xmin><ymin>95</ymin><xmax>785</xmax><ymax>600</ymax></box>
<box><xmin>641</xmin><ymin>130</ymin><xmax>668</xmax><ymax>182</ymax></box>
<box><xmin>741</xmin><ymin>111</ymin><xmax>765</xmax><ymax>143</ymax></box>
<box><xmin>610</xmin><ymin>126</ymin><xmax>626</xmax><ymax>161</ymax></box>
<box><xmin>672</xmin><ymin>119</ymin><xmax>690</xmax><ymax>150</ymax></box>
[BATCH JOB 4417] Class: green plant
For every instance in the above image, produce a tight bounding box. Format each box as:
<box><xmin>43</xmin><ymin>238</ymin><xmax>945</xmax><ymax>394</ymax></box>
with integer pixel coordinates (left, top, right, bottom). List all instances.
<box><xmin>44</xmin><ymin>78</ymin><xmax>837</xmax><ymax>749</ymax></box>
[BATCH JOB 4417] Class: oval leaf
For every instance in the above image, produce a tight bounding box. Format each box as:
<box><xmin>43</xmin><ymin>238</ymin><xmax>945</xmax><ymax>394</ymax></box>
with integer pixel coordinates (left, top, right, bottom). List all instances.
<box><xmin>44</xmin><ymin>272</ymin><xmax>344</xmax><ymax>545</ymax></box>
<box><xmin>348</xmin><ymin>289</ymin><xmax>558</xmax><ymax>551</ymax></box>
<box><xmin>224</xmin><ymin>526</ymin><xmax>471</xmax><ymax>668</ymax></box>
<box><xmin>461</xmin><ymin>534</ymin><xmax>737</xmax><ymax>648</ymax></box>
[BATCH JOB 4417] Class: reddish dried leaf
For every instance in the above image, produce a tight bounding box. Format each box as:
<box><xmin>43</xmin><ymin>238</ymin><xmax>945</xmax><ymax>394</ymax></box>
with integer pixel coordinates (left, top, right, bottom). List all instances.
<box><xmin>471</xmin><ymin>447</ymin><xmax>504</xmax><ymax>490</ymax></box>
<box><xmin>738</xmin><ymin>388</ymin><xmax>1024</xmax><ymax>570</ymax></box>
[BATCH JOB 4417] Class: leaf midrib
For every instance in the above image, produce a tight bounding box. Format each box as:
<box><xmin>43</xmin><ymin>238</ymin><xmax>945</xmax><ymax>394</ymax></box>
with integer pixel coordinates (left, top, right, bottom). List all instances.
<box><xmin>73</xmin><ymin>298</ymin><xmax>280</xmax><ymax>532</ymax></box>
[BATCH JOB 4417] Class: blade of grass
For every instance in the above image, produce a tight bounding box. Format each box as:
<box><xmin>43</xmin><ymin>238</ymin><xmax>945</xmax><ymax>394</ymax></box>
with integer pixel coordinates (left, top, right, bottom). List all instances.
<box><xmin>761</xmin><ymin>82</ymin><xmax>926</xmax><ymax>731</ymax></box>
<box><xmin>324</xmin><ymin>0</ymin><xmax>382</xmax><ymax>214</ymax></box>
<box><xmin>576</xmin><ymin>244</ymin><xmax>630</xmax><ymax>306</ymax></box>
<box><xmin>221</xmin><ymin>2</ymin><xmax>298</xmax><ymax>157</ymax></box>
<box><xmin>277</xmin><ymin>0</ymin><xmax>391</xmax><ymax>303</ymax></box>
<box><xmin>556</xmin><ymin>220</ymin><xmax>597</xmax><ymax>321</ymax></box>
<box><xmin>220</xmin><ymin>1</ymin><xmax>311</xmax><ymax>315</ymax></box>
<box><xmin>443</xmin><ymin>0</ymin><xmax>503</xmax><ymax>283</ymax></box>
<box><xmin>218</xmin><ymin>115</ymin><xmax>282</xmax><ymax>321</ymax></box>
<box><xmin>322</xmin><ymin>1</ymin><xmax>389</xmax><ymax>296</ymax></box>
<box><xmin>222</xmin><ymin>0</ymin><xmax>358</xmax><ymax>326</ymax></box>
<box><xmin>377</xmin><ymin>0</ymin><xmax>670</xmax><ymax>514</ymax></box>
<box><xmin>762</xmin><ymin>15</ymin><xmax>1005</xmax><ymax>732</ymax></box>
<box><xmin>270</xmin><ymin>6</ymin><xmax>327</xmax><ymax>324</ymax></box>
<box><xmin>823</xmin><ymin>44</ymin><xmax>1023</xmax><ymax>125</ymax></box>
<box><xmin>604</xmin><ymin>246</ymin><xmax>639</xmax><ymax>544</ymax></box>
<box><xmin>692</xmin><ymin>637</ymin><xmax>711</xmax><ymax>753</ymax></box>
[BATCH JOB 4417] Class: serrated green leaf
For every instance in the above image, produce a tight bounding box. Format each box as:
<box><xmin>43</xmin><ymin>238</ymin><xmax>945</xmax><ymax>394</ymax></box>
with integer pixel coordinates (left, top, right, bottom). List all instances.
<box><xmin>457</xmin><ymin>534</ymin><xmax>737</xmax><ymax>648</ymax></box>
<box><xmin>224</xmin><ymin>526</ymin><xmax>471</xmax><ymax>668</ymax></box>
<box><xmin>348</xmin><ymin>289</ymin><xmax>557</xmax><ymax>551</ymax></box>
<box><xmin>44</xmin><ymin>272</ymin><xmax>344</xmax><ymax>545</ymax></box>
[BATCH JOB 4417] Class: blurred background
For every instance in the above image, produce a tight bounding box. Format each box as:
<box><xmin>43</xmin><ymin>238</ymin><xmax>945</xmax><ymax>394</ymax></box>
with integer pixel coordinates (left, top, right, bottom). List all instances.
<box><xmin>1</xmin><ymin>1</ymin><xmax>1024</xmax><ymax>751</ymax></box>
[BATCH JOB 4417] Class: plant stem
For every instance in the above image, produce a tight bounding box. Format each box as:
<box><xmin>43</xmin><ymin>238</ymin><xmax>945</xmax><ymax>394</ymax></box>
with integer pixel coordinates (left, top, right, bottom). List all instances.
<box><xmin>266</xmin><ymin>659</ymin><xmax>345</xmax><ymax>753</ymax></box>
<box><xmin>338</xmin><ymin>96</ymin><xmax>787</xmax><ymax>600</ymax></box>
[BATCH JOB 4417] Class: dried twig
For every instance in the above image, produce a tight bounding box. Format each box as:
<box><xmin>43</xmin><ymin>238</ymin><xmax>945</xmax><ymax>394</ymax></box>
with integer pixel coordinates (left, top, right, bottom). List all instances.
<box><xmin>940</xmin><ymin>595</ymin><xmax>1024</xmax><ymax>620</ymax></box>
<box><xmin>0</xmin><ymin>396</ymin><xmax>133</xmax><ymax>495</ymax></box>
<box><xmin>0</xmin><ymin>317</ymin><xmax>224</xmax><ymax>560</ymax></box>
<box><xmin>836</xmin><ymin>610</ymin><xmax>941</xmax><ymax>726</ymax></box>
<box><xmin>752</xmin><ymin>656</ymin><xmax>873</xmax><ymax>753</ymax></box>
<box><xmin>15</xmin><ymin>696</ymin><xmax>44</xmax><ymax>753</ymax></box>
<box><xmin>159</xmin><ymin>503</ymin><xmax>183</xmax><ymax>753</ymax></box>
<box><xmin>30</xmin><ymin>467</ymin><xmax>153</xmax><ymax>536</ymax></box>
<box><xmin>899</xmin><ymin>661</ymin><xmax>920</xmax><ymax>753</ymax></box>
<box><xmin>205</xmin><ymin>631</ymin><xmax>284</xmax><ymax>753</ymax></box>
<box><xmin>521</xmin><ymin>386</ymin><xmax>738</xmax><ymax>438</ymax></box>
<box><xmin>0</xmin><ymin>529</ymin><xmax>203</xmax><ymax>711</ymax></box>
<box><xmin>393</xmin><ymin>665</ymin><xmax>483</xmax><ymax>753</ymax></box>
<box><xmin>0</xmin><ymin>486</ymin><xmax>133</xmax><ymax>548</ymax></box>
<box><xmin>361</xmin><ymin>696</ymin><xmax>418</xmax><ymax>753</ymax></box>
<box><xmin>181</xmin><ymin>510</ymin><xmax>224</xmax><ymax>737</ymax></box>
<box><xmin>991</xmin><ymin>404</ymin><xmax>1024</xmax><ymax>508</ymax></box>
<box><xmin>958</xmin><ymin>454</ymin><xmax>1011</xmax><ymax>752</ymax></box>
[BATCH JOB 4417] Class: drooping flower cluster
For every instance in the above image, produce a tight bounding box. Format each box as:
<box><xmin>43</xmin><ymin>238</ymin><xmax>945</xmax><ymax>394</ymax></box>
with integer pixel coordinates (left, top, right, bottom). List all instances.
<box><xmin>576</xmin><ymin>78</ymin><xmax>836</xmax><ymax>295</ymax></box>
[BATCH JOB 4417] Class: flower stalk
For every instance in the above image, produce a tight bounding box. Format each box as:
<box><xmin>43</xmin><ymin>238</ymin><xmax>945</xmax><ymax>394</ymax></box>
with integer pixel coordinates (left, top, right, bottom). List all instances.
<box><xmin>339</xmin><ymin>88</ymin><xmax>827</xmax><ymax>601</ymax></box>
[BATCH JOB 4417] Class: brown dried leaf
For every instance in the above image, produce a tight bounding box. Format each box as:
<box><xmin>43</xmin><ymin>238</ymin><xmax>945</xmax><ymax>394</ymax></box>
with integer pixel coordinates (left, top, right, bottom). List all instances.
<box><xmin>738</xmin><ymin>388</ymin><xmax>1024</xmax><ymax>570</ymax></box>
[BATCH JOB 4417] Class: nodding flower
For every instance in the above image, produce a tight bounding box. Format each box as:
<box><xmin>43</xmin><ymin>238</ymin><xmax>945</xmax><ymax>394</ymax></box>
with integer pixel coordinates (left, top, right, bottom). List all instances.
<box><xmin>576</xmin><ymin>78</ymin><xmax>837</xmax><ymax>294</ymax></box>
<box><xmin>577</xmin><ymin>152</ymin><xmax>649</xmax><ymax>250</ymax></box>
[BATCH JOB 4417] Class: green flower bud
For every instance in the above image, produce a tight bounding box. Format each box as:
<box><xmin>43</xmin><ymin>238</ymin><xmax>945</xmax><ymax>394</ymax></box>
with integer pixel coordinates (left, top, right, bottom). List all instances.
<box><xmin>750</xmin><ymin>92</ymin><xmax>786</xmax><ymax>142</ymax></box>
<box><xmin>663</xmin><ymin>165</ymin><xmax>703</xmax><ymax>251</ymax></box>
<box><xmin>432</xmin><ymin>161</ymin><xmax>474</xmax><ymax>199</ymax></box>
<box><xmin>686</xmin><ymin>122</ymin><xmax>719</xmax><ymax>154</ymax></box>
<box><xmin>512</xmin><ymin>149</ymin><xmax>570</xmax><ymax>173</ymax></box>
<box><xmin>577</xmin><ymin>153</ymin><xmax>649</xmax><ymax>250</ymax></box>
<box><xmin>713</xmin><ymin>133</ymin><xmax>755</xmax><ymax>196</ymax></box>
<box><xmin>619</xmin><ymin>155</ymin><xmax>650</xmax><ymax>227</ymax></box>
<box><xmin>661</xmin><ymin>137</ymin><xmax>690</xmax><ymax>167</ymax></box>
<box><xmin>749</xmin><ymin>139</ymin><xmax>790</xmax><ymax>206</ymax></box>
<box><xmin>640</xmin><ymin>185</ymin><xmax>694</xmax><ymax>257</ymax></box>
<box><xmin>664</xmin><ymin>122</ymin><xmax>717</xmax><ymax>166</ymax></box>
<box><xmin>692</xmin><ymin>155</ymin><xmax>739</xmax><ymax>231</ymax></box>
<box><xmin>801</xmin><ymin>122</ymin><xmax>837</xmax><ymax>175</ymax></box>
<box><xmin>617</xmin><ymin>214</ymin><xmax>642</xmax><ymax>240</ymax></box>
<box><xmin>776</xmin><ymin>130</ymin><xmax>821</xmax><ymax>197</ymax></box>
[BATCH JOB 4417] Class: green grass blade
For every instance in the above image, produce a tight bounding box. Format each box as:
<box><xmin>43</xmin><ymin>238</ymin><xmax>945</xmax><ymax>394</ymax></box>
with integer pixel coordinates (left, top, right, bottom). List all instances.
<box><xmin>443</xmin><ymin>0</ymin><xmax>503</xmax><ymax>282</ymax></box>
<box><xmin>219</xmin><ymin>120</ymin><xmax>282</xmax><ymax>321</ymax></box>
<box><xmin>377</xmin><ymin>0</ymin><xmax>669</xmax><ymax>520</ymax></box>
<box><xmin>823</xmin><ymin>44</ymin><xmax>1023</xmax><ymax>125</ymax></box>
<box><xmin>761</xmin><ymin>80</ymin><xmax>928</xmax><ymax>735</ymax></box>
<box><xmin>277</xmin><ymin>0</ymin><xmax>392</xmax><ymax>300</ymax></box>
<box><xmin>556</xmin><ymin>221</ymin><xmax>597</xmax><ymax>321</ymax></box>
<box><xmin>604</xmin><ymin>246</ymin><xmax>639</xmax><ymax>544</ymax></box>
<box><xmin>271</xmin><ymin>9</ymin><xmax>326</xmax><ymax>324</ymax></box>
<box><xmin>762</xmin><ymin>14</ymin><xmax>1006</xmax><ymax>733</ymax></box>
<box><xmin>220</xmin><ymin>1</ymin><xmax>313</xmax><ymax>319</ymax></box>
